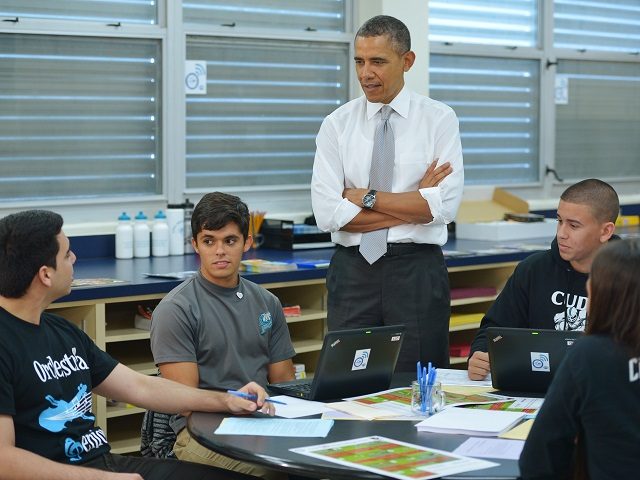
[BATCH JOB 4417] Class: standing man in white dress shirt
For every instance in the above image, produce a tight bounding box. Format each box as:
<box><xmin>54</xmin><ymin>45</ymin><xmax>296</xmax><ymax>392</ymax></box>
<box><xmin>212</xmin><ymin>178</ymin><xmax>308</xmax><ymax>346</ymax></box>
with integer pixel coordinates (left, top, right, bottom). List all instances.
<box><xmin>311</xmin><ymin>15</ymin><xmax>464</xmax><ymax>371</ymax></box>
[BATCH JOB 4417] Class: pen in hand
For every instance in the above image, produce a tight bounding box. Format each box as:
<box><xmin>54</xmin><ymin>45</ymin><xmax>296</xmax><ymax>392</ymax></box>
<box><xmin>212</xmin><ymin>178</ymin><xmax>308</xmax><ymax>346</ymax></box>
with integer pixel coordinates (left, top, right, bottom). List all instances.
<box><xmin>226</xmin><ymin>390</ymin><xmax>287</xmax><ymax>405</ymax></box>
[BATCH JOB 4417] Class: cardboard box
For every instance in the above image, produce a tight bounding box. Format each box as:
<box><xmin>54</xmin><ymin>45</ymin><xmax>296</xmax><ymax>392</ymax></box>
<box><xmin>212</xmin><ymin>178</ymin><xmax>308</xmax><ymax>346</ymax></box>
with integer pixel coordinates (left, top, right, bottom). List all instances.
<box><xmin>456</xmin><ymin>188</ymin><xmax>557</xmax><ymax>241</ymax></box>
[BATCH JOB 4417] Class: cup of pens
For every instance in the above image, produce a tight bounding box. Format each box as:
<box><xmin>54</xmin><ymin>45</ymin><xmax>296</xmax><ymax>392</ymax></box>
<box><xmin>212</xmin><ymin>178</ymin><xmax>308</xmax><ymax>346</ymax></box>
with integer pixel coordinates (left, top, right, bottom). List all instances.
<box><xmin>412</xmin><ymin>362</ymin><xmax>446</xmax><ymax>416</ymax></box>
<box><xmin>411</xmin><ymin>380</ymin><xmax>445</xmax><ymax>416</ymax></box>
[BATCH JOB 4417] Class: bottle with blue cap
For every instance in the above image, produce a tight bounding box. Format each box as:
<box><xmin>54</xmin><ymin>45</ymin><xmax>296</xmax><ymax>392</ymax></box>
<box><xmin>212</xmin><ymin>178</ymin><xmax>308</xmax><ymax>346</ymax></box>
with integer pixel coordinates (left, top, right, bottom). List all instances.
<box><xmin>152</xmin><ymin>210</ymin><xmax>169</xmax><ymax>257</ymax></box>
<box><xmin>133</xmin><ymin>211</ymin><xmax>150</xmax><ymax>258</ymax></box>
<box><xmin>115</xmin><ymin>212</ymin><xmax>133</xmax><ymax>259</ymax></box>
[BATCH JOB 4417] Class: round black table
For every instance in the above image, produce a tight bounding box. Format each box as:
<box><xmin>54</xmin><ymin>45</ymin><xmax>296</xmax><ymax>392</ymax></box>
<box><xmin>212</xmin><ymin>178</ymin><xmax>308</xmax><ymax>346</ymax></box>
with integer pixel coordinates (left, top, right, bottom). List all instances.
<box><xmin>187</xmin><ymin>411</ymin><xmax>520</xmax><ymax>480</ymax></box>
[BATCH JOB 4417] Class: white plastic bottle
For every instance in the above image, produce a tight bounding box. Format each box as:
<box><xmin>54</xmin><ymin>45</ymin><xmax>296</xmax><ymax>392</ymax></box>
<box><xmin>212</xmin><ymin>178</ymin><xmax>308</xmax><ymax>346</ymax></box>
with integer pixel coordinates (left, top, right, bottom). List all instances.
<box><xmin>152</xmin><ymin>210</ymin><xmax>170</xmax><ymax>257</ymax></box>
<box><xmin>166</xmin><ymin>205</ymin><xmax>185</xmax><ymax>255</ymax></box>
<box><xmin>133</xmin><ymin>211</ymin><xmax>150</xmax><ymax>258</ymax></box>
<box><xmin>115</xmin><ymin>212</ymin><xmax>133</xmax><ymax>259</ymax></box>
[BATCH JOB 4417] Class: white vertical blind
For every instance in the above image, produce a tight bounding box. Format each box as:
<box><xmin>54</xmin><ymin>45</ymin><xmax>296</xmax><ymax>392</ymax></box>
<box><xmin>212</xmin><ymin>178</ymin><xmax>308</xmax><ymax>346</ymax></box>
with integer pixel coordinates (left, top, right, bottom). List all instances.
<box><xmin>429</xmin><ymin>54</ymin><xmax>540</xmax><ymax>184</ymax></box>
<box><xmin>554</xmin><ymin>0</ymin><xmax>640</xmax><ymax>53</ymax></box>
<box><xmin>555</xmin><ymin>60</ymin><xmax>640</xmax><ymax>180</ymax></box>
<box><xmin>428</xmin><ymin>0</ymin><xmax>537</xmax><ymax>47</ymax></box>
<box><xmin>0</xmin><ymin>34</ymin><xmax>162</xmax><ymax>201</ymax></box>
<box><xmin>0</xmin><ymin>0</ymin><xmax>157</xmax><ymax>25</ymax></box>
<box><xmin>183</xmin><ymin>0</ymin><xmax>346</xmax><ymax>32</ymax></box>
<box><xmin>185</xmin><ymin>37</ymin><xmax>348</xmax><ymax>190</ymax></box>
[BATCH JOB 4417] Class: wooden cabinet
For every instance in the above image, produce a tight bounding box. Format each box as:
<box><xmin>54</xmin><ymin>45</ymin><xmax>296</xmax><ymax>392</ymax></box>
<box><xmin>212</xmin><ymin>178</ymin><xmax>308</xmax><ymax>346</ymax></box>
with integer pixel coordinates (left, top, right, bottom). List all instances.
<box><xmin>447</xmin><ymin>262</ymin><xmax>517</xmax><ymax>366</ymax></box>
<box><xmin>46</xmin><ymin>260</ymin><xmax>515</xmax><ymax>453</ymax></box>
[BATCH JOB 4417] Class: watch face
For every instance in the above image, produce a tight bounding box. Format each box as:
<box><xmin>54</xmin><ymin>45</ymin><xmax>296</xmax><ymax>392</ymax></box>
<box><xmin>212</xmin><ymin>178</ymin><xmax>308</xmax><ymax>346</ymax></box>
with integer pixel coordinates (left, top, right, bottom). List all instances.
<box><xmin>363</xmin><ymin>192</ymin><xmax>376</xmax><ymax>208</ymax></box>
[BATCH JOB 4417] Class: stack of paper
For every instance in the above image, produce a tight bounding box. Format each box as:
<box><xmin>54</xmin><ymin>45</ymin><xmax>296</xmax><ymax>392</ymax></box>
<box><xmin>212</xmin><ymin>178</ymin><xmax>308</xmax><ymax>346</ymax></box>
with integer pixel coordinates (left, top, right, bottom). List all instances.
<box><xmin>416</xmin><ymin>407</ymin><xmax>525</xmax><ymax>437</ymax></box>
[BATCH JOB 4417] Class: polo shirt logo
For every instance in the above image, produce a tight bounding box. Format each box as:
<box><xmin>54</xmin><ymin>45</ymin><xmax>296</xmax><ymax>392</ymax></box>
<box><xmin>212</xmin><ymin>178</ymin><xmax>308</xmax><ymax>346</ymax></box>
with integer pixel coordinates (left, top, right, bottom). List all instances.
<box><xmin>258</xmin><ymin>312</ymin><xmax>272</xmax><ymax>335</ymax></box>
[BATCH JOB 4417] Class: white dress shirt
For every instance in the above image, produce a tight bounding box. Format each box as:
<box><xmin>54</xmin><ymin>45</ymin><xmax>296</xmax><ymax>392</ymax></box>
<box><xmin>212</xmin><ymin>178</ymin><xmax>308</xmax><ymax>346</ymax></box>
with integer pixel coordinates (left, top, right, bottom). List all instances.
<box><xmin>311</xmin><ymin>86</ymin><xmax>464</xmax><ymax>247</ymax></box>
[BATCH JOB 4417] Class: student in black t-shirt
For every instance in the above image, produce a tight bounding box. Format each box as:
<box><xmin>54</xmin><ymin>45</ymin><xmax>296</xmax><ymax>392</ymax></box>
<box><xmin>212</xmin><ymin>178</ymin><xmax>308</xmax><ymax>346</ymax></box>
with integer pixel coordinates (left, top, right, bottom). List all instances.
<box><xmin>519</xmin><ymin>239</ymin><xmax>640</xmax><ymax>479</ymax></box>
<box><xmin>0</xmin><ymin>210</ymin><xmax>271</xmax><ymax>480</ymax></box>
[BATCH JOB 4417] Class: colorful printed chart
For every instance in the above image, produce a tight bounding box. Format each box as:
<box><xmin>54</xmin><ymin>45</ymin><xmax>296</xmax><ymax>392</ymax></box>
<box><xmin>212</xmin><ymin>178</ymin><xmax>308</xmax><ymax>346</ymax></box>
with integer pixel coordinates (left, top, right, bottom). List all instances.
<box><xmin>291</xmin><ymin>436</ymin><xmax>497</xmax><ymax>480</ymax></box>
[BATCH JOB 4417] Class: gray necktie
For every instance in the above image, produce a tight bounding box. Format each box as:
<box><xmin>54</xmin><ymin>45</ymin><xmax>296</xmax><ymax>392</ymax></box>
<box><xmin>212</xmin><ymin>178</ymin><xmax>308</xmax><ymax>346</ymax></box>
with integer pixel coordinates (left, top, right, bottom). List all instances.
<box><xmin>359</xmin><ymin>105</ymin><xmax>394</xmax><ymax>264</ymax></box>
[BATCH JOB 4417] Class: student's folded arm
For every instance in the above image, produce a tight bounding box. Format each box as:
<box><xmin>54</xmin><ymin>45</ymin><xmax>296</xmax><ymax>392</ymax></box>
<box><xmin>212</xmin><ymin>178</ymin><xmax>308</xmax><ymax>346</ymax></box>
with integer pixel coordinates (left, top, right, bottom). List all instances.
<box><xmin>0</xmin><ymin>415</ymin><xmax>133</xmax><ymax>480</ymax></box>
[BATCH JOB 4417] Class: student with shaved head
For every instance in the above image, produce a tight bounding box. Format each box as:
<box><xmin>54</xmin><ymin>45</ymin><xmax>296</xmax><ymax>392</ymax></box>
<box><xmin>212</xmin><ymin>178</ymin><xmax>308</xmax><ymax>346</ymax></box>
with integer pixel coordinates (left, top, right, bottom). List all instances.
<box><xmin>468</xmin><ymin>179</ymin><xmax>619</xmax><ymax>380</ymax></box>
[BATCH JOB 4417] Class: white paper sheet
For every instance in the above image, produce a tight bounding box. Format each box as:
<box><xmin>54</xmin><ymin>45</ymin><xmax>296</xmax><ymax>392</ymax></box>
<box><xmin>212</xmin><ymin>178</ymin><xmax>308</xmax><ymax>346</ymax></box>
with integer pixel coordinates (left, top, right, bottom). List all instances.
<box><xmin>214</xmin><ymin>418</ymin><xmax>334</xmax><ymax>437</ymax></box>
<box><xmin>270</xmin><ymin>395</ymin><xmax>335</xmax><ymax>418</ymax></box>
<box><xmin>437</xmin><ymin>368</ymin><xmax>492</xmax><ymax>387</ymax></box>
<box><xmin>416</xmin><ymin>408</ymin><xmax>525</xmax><ymax>436</ymax></box>
<box><xmin>453</xmin><ymin>437</ymin><xmax>525</xmax><ymax>460</ymax></box>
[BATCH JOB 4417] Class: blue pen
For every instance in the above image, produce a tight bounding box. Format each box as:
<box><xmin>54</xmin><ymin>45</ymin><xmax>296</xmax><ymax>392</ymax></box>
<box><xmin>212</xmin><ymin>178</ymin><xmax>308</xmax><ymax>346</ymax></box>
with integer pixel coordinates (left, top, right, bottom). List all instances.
<box><xmin>226</xmin><ymin>390</ymin><xmax>288</xmax><ymax>405</ymax></box>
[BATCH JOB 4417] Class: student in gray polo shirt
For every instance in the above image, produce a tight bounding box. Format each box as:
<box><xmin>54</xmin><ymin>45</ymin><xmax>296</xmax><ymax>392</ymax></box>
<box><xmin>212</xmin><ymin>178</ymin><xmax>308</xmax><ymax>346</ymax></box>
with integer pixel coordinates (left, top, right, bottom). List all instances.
<box><xmin>149</xmin><ymin>192</ymin><xmax>296</xmax><ymax>479</ymax></box>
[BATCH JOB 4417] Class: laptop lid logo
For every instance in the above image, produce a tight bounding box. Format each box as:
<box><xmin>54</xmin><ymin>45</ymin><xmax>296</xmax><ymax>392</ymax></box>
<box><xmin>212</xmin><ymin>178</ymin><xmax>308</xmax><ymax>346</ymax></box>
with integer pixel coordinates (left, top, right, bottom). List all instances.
<box><xmin>530</xmin><ymin>352</ymin><xmax>550</xmax><ymax>372</ymax></box>
<box><xmin>352</xmin><ymin>349</ymin><xmax>371</xmax><ymax>370</ymax></box>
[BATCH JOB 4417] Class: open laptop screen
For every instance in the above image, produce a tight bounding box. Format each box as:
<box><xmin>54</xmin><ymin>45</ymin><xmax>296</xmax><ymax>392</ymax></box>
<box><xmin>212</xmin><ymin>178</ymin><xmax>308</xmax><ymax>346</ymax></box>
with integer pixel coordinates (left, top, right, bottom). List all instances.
<box><xmin>487</xmin><ymin>327</ymin><xmax>583</xmax><ymax>395</ymax></box>
<box><xmin>269</xmin><ymin>325</ymin><xmax>405</xmax><ymax>401</ymax></box>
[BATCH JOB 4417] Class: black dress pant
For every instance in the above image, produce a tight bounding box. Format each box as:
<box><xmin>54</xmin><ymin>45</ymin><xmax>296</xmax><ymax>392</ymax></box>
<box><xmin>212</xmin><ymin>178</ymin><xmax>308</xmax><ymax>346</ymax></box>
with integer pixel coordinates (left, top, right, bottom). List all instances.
<box><xmin>82</xmin><ymin>452</ymin><xmax>255</xmax><ymax>480</ymax></box>
<box><xmin>326</xmin><ymin>244</ymin><xmax>450</xmax><ymax>371</ymax></box>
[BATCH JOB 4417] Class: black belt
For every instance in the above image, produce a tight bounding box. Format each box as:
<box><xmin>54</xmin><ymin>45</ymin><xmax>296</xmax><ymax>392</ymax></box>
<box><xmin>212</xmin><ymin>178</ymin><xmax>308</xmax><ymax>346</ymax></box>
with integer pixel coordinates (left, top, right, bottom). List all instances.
<box><xmin>339</xmin><ymin>243</ymin><xmax>438</xmax><ymax>257</ymax></box>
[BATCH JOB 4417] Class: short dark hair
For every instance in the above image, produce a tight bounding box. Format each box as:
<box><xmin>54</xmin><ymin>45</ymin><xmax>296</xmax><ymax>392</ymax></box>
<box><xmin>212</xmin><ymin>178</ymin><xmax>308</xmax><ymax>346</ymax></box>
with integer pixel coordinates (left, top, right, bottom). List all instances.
<box><xmin>586</xmin><ymin>239</ymin><xmax>640</xmax><ymax>355</ymax></box>
<box><xmin>560</xmin><ymin>179</ymin><xmax>619</xmax><ymax>223</ymax></box>
<box><xmin>191</xmin><ymin>192</ymin><xmax>250</xmax><ymax>240</ymax></box>
<box><xmin>355</xmin><ymin>15</ymin><xmax>411</xmax><ymax>54</ymax></box>
<box><xmin>0</xmin><ymin>210</ymin><xmax>63</xmax><ymax>298</ymax></box>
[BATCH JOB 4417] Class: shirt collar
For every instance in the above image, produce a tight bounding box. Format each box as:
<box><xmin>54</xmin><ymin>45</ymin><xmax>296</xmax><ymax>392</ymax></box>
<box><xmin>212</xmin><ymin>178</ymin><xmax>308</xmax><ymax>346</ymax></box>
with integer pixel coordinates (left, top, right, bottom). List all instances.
<box><xmin>366</xmin><ymin>86</ymin><xmax>410</xmax><ymax>120</ymax></box>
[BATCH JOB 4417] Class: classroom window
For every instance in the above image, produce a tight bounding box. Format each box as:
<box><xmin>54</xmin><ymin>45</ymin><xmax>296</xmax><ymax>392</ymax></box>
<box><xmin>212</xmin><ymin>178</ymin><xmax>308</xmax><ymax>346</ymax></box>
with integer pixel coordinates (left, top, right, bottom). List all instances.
<box><xmin>0</xmin><ymin>34</ymin><xmax>162</xmax><ymax>201</ymax></box>
<box><xmin>554</xmin><ymin>0</ymin><xmax>640</xmax><ymax>53</ymax></box>
<box><xmin>555</xmin><ymin>60</ymin><xmax>640</xmax><ymax>180</ymax></box>
<box><xmin>185</xmin><ymin>36</ymin><xmax>349</xmax><ymax>190</ymax></box>
<box><xmin>0</xmin><ymin>0</ymin><xmax>157</xmax><ymax>25</ymax></box>
<box><xmin>183</xmin><ymin>0</ymin><xmax>346</xmax><ymax>32</ymax></box>
<box><xmin>430</xmin><ymin>54</ymin><xmax>540</xmax><ymax>184</ymax></box>
<box><xmin>430</xmin><ymin>0</ymin><xmax>640</xmax><ymax>185</ymax></box>
<box><xmin>428</xmin><ymin>0</ymin><xmax>538</xmax><ymax>47</ymax></box>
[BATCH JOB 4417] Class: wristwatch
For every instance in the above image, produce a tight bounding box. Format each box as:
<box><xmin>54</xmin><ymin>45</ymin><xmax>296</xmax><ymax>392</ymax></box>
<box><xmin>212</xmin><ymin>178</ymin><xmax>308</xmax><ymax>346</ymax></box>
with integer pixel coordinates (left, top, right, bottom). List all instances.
<box><xmin>362</xmin><ymin>189</ymin><xmax>377</xmax><ymax>209</ymax></box>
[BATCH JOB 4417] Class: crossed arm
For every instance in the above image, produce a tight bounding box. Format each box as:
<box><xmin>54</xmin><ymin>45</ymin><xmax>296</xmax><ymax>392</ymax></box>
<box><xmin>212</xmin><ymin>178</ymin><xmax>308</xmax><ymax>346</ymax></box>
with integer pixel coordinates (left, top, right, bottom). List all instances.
<box><xmin>341</xmin><ymin>161</ymin><xmax>452</xmax><ymax>233</ymax></box>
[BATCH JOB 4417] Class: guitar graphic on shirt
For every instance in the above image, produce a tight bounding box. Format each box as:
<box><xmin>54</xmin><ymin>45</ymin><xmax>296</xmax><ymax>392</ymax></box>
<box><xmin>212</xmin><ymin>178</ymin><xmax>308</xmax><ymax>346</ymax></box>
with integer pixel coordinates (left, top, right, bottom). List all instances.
<box><xmin>39</xmin><ymin>383</ymin><xmax>95</xmax><ymax>433</ymax></box>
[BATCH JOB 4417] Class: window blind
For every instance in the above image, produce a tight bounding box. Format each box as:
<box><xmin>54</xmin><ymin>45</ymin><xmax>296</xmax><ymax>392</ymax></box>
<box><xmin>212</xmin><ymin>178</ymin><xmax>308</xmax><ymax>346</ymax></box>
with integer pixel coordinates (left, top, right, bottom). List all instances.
<box><xmin>429</xmin><ymin>54</ymin><xmax>540</xmax><ymax>184</ymax></box>
<box><xmin>183</xmin><ymin>0</ymin><xmax>345</xmax><ymax>32</ymax></box>
<box><xmin>0</xmin><ymin>0</ymin><xmax>157</xmax><ymax>25</ymax></box>
<box><xmin>554</xmin><ymin>0</ymin><xmax>640</xmax><ymax>53</ymax></box>
<box><xmin>428</xmin><ymin>0</ymin><xmax>537</xmax><ymax>47</ymax></box>
<box><xmin>555</xmin><ymin>60</ymin><xmax>640</xmax><ymax>180</ymax></box>
<box><xmin>185</xmin><ymin>37</ymin><xmax>348</xmax><ymax>190</ymax></box>
<box><xmin>0</xmin><ymin>34</ymin><xmax>162</xmax><ymax>201</ymax></box>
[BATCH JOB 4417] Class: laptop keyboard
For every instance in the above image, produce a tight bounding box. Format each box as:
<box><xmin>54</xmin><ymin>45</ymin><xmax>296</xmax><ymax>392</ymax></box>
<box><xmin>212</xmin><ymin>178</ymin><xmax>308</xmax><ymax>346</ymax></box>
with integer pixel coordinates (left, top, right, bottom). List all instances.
<box><xmin>276</xmin><ymin>381</ymin><xmax>312</xmax><ymax>396</ymax></box>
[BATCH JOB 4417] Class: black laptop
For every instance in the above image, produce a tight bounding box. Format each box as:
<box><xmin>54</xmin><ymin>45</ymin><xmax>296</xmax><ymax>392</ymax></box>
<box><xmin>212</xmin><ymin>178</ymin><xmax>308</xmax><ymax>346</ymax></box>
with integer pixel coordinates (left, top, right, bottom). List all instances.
<box><xmin>487</xmin><ymin>327</ymin><xmax>583</xmax><ymax>395</ymax></box>
<box><xmin>269</xmin><ymin>325</ymin><xmax>405</xmax><ymax>401</ymax></box>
